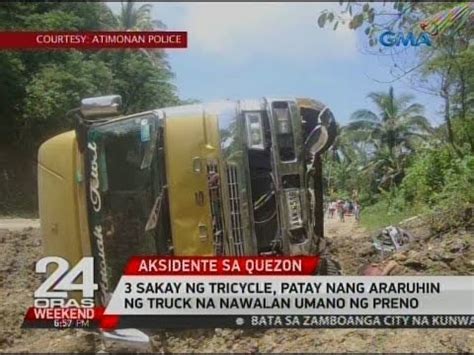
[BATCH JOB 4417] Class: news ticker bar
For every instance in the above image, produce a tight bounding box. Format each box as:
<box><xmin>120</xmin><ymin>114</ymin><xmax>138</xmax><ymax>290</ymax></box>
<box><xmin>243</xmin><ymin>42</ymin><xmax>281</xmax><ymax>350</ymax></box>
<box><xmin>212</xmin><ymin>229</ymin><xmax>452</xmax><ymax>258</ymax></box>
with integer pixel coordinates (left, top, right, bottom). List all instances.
<box><xmin>23</xmin><ymin>255</ymin><xmax>474</xmax><ymax>330</ymax></box>
<box><xmin>23</xmin><ymin>315</ymin><xmax>474</xmax><ymax>329</ymax></box>
<box><xmin>0</xmin><ymin>32</ymin><xmax>187</xmax><ymax>49</ymax></box>
<box><xmin>106</xmin><ymin>276</ymin><xmax>473</xmax><ymax>316</ymax></box>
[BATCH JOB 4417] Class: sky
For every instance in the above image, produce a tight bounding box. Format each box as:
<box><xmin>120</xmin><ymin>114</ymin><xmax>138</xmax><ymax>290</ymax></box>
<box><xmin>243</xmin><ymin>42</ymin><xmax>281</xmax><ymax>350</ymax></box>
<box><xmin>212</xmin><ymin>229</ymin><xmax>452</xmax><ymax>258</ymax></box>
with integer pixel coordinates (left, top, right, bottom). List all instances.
<box><xmin>108</xmin><ymin>2</ymin><xmax>445</xmax><ymax>126</ymax></box>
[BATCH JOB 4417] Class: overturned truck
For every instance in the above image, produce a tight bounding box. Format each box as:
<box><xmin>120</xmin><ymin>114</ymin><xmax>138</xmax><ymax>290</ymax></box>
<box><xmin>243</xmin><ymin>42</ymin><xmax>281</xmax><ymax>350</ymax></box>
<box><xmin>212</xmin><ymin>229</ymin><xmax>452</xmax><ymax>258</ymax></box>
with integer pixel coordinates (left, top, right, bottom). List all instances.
<box><xmin>38</xmin><ymin>95</ymin><xmax>338</xmax><ymax>305</ymax></box>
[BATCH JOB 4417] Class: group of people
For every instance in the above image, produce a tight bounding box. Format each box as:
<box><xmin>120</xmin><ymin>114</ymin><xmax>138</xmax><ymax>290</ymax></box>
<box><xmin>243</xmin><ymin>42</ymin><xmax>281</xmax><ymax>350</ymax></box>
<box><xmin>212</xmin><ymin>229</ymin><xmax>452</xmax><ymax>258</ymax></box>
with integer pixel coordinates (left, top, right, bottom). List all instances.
<box><xmin>327</xmin><ymin>199</ymin><xmax>360</xmax><ymax>222</ymax></box>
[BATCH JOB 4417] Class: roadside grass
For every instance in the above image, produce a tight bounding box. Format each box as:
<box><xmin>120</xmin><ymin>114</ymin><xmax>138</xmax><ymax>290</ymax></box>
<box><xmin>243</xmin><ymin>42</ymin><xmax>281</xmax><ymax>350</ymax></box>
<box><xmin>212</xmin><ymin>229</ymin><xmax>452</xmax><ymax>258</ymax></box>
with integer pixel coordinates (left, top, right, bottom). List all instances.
<box><xmin>360</xmin><ymin>200</ymin><xmax>416</xmax><ymax>232</ymax></box>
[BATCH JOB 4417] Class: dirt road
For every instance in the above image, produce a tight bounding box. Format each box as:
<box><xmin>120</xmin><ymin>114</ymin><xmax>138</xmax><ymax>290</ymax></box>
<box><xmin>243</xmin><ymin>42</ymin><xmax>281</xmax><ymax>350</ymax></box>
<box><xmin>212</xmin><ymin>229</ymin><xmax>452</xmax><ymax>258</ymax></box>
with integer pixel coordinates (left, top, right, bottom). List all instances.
<box><xmin>0</xmin><ymin>216</ymin><xmax>472</xmax><ymax>353</ymax></box>
<box><xmin>154</xmin><ymin>216</ymin><xmax>473</xmax><ymax>353</ymax></box>
<box><xmin>0</xmin><ymin>218</ymin><xmax>39</xmax><ymax>231</ymax></box>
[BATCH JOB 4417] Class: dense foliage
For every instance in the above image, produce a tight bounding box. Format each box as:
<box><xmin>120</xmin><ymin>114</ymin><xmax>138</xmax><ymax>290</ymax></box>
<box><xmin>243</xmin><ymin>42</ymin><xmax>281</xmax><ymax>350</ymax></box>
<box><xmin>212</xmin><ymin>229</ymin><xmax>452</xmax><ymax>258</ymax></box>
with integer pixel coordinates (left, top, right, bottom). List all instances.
<box><xmin>0</xmin><ymin>2</ymin><xmax>180</xmax><ymax>214</ymax></box>
<box><xmin>320</xmin><ymin>2</ymin><xmax>474</xmax><ymax>229</ymax></box>
<box><xmin>0</xmin><ymin>2</ymin><xmax>179</xmax><ymax>151</ymax></box>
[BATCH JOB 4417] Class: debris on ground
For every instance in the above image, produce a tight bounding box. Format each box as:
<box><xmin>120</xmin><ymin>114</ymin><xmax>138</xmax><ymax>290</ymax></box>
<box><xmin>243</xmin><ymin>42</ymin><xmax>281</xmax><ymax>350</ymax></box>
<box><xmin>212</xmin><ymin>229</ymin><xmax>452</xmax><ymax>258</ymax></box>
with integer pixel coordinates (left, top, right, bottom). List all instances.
<box><xmin>0</xmin><ymin>215</ymin><xmax>473</xmax><ymax>352</ymax></box>
<box><xmin>372</xmin><ymin>226</ymin><xmax>413</xmax><ymax>257</ymax></box>
<box><xmin>328</xmin><ymin>213</ymin><xmax>473</xmax><ymax>277</ymax></box>
<box><xmin>0</xmin><ymin>228</ymin><xmax>97</xmax><ymax>353</ymax></box>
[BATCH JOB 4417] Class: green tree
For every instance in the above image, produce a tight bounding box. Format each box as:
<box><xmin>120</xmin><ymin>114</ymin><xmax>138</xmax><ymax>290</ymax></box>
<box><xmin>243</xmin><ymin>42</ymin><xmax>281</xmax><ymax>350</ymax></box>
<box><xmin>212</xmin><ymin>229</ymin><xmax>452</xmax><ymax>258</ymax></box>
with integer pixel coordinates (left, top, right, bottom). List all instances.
<box><xmin>317</xmin><ymin>2</ymin><xmax>473</xmax><ymax>152</ymax></box>
<box><xmin>103</xmin><ymin>51</ymin><xmax>178</xmax><ymax>114</ymax></box>
<box><xmin>323</xmin><ymin>124</ymin><xmax>370</xmax><ymax>201</ymax></box>
<box><xmin>113</xmin><ymin>1</ymin><xmax>164</xmax><ymax>30</ymax></box>
<box><xmin>0</xmin><ymin>2</ymin><xmax>179</xmax><ymax>148</ymax></box>
<box><xmin>100</xmin><ymin>1</ymin><xmax>179</xmax><ymax>111</ymax></box>
<box><xmin>419</xmin><ymin>38</ymin><xmax>474</xmax><ymax>154</ymax></box>
<box><xmin>110</xmin><ymin>1</ymin><xmax>168</xmax><ymax>69</ymax></box>
<box><xmin>317</xmin><ymin>2</ymin><xmax>473</xmax><ymax>221</ymax></box>
<box><xmin>0</xmin><ymin>2</ymin><xmax>181</xmax><ymax>213</ymax></box>
<box><xmin>348</xmin><ymin>87</ymin><xmax>431</xmax><ymax>153</ymax></box>
<box><xmin>20</xmin><ymin>53</ymin><xmax>115</xmax><ymax>147</ymax></box>
<box><xmin>0</xmin><ymin>52</ymin><xmax>25</xmax><ymax>144</ymax></box>
<box><xmin>346</xmin><ymin>86</ymin><xmax>432</xmax><ymax>189</ymax></box>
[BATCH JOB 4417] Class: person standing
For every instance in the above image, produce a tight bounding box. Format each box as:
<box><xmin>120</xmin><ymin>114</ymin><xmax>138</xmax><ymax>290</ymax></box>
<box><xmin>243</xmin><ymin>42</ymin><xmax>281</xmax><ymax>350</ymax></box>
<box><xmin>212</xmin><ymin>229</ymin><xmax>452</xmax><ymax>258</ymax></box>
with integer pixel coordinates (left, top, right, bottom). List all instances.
<box><xmin>344</xmin><ymin>200</ymin><xmax>350</xmax><ymax>215</ymax></box>
<box><xmin>354</xmin><ymin>201</ymin><xmax>361</xmax><ymax>222</ymax></box>
<box><xmin>337</xmin><ymin>200</ymin><xmax>345</xmax><ymax>222</ymax></box>
<box><xmin>328</xmin><ymin>201</ymin><xmax>336</xmax><ymax>218</ymax></box>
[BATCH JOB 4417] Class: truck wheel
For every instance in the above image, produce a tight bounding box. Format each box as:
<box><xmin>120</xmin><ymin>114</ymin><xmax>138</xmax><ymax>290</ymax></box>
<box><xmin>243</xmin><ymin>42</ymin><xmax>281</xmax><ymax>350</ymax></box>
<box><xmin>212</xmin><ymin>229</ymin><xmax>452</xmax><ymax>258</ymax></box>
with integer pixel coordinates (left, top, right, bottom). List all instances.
<box><xmin>317</xmin><ymin>256</ymin><xmax>342</xmax><ymax>275</ymax></box>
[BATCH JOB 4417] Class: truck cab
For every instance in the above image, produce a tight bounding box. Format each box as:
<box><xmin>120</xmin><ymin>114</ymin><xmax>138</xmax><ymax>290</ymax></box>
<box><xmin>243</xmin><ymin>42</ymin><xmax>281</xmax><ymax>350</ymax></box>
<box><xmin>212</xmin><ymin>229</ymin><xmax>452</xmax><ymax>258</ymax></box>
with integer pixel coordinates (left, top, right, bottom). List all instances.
<box><xmin>38</xmin><ymin>95</ymin><xmax>338</xmax><ymax>303</ymax></box>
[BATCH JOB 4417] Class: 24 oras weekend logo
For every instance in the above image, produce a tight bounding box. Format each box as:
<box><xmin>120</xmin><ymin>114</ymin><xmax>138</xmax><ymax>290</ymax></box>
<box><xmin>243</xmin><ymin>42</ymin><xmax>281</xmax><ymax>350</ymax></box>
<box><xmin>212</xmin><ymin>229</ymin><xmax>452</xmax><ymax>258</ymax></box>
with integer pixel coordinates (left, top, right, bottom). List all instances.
<box><xmin>22</xmin><ymin>257</ymin><xmax>102</xmax><ymax>329</ymax></box>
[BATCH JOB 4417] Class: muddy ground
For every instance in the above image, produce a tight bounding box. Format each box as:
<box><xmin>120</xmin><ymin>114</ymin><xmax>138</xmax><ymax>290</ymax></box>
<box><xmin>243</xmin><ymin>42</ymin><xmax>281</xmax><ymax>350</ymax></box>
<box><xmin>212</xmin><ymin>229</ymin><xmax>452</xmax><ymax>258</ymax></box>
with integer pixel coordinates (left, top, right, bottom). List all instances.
<box><xmin>0</xmin><ymin>216</ymin><xmax>472</xmax><ymax>353</ymax></box>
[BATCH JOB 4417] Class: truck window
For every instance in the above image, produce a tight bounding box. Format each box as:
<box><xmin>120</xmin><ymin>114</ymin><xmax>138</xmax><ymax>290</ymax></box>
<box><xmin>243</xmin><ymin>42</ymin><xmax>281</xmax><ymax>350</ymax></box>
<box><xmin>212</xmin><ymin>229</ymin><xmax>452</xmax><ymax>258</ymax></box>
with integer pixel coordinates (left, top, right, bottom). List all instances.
<box><xmin>86</xmin><ymin>113</ymin><xmax>169</xmax><ymax>292</ymax></box>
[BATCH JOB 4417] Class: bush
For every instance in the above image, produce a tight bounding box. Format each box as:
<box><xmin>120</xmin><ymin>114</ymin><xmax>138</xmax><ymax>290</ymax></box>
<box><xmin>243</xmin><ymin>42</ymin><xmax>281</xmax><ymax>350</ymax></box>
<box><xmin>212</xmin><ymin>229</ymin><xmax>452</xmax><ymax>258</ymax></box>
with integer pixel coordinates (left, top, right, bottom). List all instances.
<box><xmin>400</xmin><ymin>146</ymin><xmax>474</xmax><ymax>206</ymax></box>
<box><xmin>360</xmin><ymin>146</ymin><xmax>474</xmax><ymax>231</ymax></box>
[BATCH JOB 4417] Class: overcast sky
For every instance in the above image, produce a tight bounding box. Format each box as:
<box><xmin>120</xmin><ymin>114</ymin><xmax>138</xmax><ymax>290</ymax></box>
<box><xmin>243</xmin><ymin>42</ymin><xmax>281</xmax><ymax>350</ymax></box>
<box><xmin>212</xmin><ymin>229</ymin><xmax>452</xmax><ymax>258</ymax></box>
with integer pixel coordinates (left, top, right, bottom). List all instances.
<box><xmin>108</xmin><ymin>2</ymin><xmax>444</xmax><ymax>126</ymax></box>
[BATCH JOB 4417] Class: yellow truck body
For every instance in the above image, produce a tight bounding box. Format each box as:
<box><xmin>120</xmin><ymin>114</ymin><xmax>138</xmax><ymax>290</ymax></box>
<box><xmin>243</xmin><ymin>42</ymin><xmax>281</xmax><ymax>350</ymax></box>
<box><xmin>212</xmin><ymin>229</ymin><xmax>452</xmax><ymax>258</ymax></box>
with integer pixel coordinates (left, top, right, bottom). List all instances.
<box><xmin>38</xmin><ymin>97</ymin><xmax>338</xmax><ymax>299</ymax></box>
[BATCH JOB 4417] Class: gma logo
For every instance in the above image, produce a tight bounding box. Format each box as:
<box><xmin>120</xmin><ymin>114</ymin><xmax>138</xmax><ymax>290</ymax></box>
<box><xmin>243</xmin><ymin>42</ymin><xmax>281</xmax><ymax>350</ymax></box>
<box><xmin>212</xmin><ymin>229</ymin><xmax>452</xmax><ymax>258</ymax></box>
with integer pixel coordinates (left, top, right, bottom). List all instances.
<box><xmin>379</xmin><ymin>31</ymin><xmax>432</xmax><ymax>47</ymax></box>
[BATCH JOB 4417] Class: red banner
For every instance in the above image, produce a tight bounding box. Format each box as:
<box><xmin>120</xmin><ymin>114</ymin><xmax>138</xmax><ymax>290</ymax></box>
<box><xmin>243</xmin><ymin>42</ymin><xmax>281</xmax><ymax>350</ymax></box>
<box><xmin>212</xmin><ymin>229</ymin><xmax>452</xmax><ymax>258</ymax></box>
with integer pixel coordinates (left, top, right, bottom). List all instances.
<box><xmin>23</xmin><ymin>306</ymin><xmax>120</xmax><ymax>330</ymax></box>
<box><xmin>124</xmin><ymin>256</ymin><xmax>320</xmax><ymax>276</ymax></box>
<box><xmin>0</xmin><ymin>31</ymin><xmax>187</xmax><ymax>49</ymax></box>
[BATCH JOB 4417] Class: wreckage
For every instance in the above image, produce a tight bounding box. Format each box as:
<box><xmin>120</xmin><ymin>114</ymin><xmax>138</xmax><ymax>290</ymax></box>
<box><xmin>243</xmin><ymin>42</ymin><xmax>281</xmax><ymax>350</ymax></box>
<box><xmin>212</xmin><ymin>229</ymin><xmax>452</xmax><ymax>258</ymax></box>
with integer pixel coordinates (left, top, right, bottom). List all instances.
<box><xmin>37</xmin><ymin>95</ymin><xmax>339</xmax><ymax>348</ymax></box>
<box><xmin>373</xmin><ymin>226</ymin><xmax>414</xmax><ymax>256</ymax></box>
